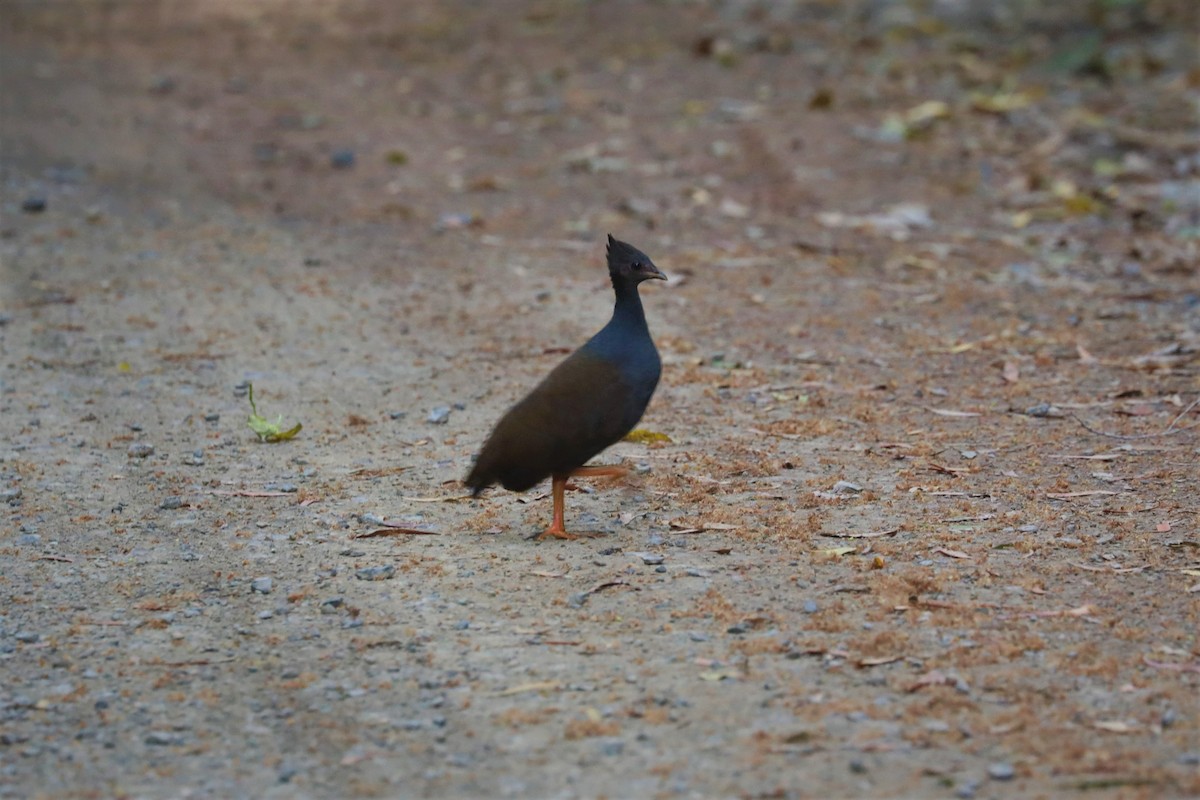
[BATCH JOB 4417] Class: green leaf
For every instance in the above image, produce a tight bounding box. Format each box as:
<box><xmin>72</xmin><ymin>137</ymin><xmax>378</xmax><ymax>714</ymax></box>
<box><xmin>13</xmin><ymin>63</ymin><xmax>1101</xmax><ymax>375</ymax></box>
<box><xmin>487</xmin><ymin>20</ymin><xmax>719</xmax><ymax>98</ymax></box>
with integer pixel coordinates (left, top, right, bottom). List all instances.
<box><xmin>246</xmin><ymin>383</ymin><xmax>302</xmax><ymax>442</ymax></box>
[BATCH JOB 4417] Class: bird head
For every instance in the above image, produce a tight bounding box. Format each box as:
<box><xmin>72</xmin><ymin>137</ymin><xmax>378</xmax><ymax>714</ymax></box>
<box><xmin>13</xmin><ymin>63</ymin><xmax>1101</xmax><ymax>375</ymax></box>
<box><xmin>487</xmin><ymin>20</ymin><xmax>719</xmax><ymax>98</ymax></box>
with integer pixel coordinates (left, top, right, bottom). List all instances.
<box><xmin>607</xmin><ymin>234</ymin><xmax>666</xmax><ymax>285</ymax></box>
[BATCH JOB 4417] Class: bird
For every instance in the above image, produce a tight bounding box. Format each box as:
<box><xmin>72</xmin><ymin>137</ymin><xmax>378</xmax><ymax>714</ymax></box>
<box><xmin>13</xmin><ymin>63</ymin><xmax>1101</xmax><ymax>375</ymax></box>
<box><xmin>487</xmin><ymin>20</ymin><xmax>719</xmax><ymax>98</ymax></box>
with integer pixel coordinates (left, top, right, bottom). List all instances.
<box><xmin>465</xmin><ymin>234</ymin><xmax>666</xmax><ymax>539</ymax></box>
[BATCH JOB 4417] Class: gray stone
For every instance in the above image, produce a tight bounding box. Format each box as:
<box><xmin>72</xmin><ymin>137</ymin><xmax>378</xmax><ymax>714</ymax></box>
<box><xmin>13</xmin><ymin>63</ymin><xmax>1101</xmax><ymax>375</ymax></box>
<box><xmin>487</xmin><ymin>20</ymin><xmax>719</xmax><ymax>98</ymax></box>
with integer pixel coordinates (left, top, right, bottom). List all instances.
<box><xmin>127</xmin><ymin>443</ymin><xmax>154</xmax><ymax>458</ymax></box>
<box><xmin>987</xmin><ymin>762</ymin><xmax>1015</xmax><ymax>781</ymax></box>
<box><xmin>355</xmin><ymin>565</ymin><xmax>395</xmax><ymax>581</ymax></box>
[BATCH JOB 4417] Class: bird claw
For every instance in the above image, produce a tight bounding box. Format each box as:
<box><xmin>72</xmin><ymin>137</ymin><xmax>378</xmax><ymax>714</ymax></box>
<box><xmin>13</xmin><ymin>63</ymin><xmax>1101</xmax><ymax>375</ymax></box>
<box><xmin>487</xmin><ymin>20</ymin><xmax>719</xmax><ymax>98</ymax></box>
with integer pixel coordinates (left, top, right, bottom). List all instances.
<box><xmin>528</xmin><ymin>526</ymin><xmax>600</xmax><ymax>541</ymax></box>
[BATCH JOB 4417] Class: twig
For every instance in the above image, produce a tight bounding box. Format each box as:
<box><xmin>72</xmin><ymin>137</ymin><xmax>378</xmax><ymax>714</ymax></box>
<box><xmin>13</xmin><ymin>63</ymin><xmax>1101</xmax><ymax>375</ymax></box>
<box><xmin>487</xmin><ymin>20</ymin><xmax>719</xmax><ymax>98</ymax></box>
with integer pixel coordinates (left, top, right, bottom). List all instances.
<box><xmin>353</xmin><ymin>527</ymin><xmax>439</xmax><ymax>538</ymax></box>
<box><xmin>1072</xmin><ymin>397</ymin><xmax>1200</xmax><ymax>440</ymax></box>
<box><xmin>821</xmin><ymin>527</ymin><xmax>900</xmax><ymax>539</ymax></box>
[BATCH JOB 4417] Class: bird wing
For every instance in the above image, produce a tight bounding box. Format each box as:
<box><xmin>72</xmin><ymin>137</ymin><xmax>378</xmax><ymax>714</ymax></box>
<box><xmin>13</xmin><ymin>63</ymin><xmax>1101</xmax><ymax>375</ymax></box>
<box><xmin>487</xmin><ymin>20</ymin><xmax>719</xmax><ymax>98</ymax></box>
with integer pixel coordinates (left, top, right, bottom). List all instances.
<box><xmin>466</xmin><ymin>350</ymin><xmax>641</xmax><ymax>492</ymax></box>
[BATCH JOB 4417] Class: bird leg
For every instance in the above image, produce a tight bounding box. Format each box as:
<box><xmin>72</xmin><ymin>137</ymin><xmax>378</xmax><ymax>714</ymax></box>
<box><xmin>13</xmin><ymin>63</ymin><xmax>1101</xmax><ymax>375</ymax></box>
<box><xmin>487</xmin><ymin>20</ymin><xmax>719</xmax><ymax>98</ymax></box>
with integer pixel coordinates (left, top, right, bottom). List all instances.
<box><xmin>570</xmin><ymin>464</ymin><xmax>630</xmax><ymax>480</ymax></box>
<box><xmin>535</xmin><ymin>466</ymin><xmax>629</xmax><ymax>540</ymax></box>
<box><xmin>535</xmin><ymin>474</ymin><xmax>579</xmax><ymax>540</ymax></box>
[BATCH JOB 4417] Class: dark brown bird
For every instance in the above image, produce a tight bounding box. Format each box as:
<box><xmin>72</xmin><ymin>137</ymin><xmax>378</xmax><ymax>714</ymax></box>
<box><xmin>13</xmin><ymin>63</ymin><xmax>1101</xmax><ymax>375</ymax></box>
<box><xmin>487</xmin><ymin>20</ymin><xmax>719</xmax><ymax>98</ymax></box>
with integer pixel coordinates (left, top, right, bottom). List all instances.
<box><xmin>465</xmin><ymin>235</ymin><xmax>666</xmax><ymax>539</ymax></box>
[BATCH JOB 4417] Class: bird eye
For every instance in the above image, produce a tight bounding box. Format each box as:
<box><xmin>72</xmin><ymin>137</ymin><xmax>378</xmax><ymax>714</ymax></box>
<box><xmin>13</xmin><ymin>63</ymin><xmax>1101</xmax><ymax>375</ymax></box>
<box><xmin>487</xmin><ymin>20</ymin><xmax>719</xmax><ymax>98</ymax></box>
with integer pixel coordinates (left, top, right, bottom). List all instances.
<box><xmin>632</xmin><ymin>261</ymin><xmax>643</xmax><ymax>270</ymax></box>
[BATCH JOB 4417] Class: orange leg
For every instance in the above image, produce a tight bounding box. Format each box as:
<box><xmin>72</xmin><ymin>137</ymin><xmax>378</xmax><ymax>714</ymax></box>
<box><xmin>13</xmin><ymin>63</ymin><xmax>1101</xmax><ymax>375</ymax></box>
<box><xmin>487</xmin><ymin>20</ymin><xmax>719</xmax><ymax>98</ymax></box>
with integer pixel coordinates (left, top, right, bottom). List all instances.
<box><xmin>535</xmin><ymin>465</ymin><xmax>628</xmax><ymax>540</ymax></box>
<box><xmin>536</xmin><ymin>474</ymin><xmax>578</xmax><ymax>540</ymax></box>
<box><xmin>570</xmin><ymin>464</ymin><xmax>630</xmax><ymax>480</ymax></box>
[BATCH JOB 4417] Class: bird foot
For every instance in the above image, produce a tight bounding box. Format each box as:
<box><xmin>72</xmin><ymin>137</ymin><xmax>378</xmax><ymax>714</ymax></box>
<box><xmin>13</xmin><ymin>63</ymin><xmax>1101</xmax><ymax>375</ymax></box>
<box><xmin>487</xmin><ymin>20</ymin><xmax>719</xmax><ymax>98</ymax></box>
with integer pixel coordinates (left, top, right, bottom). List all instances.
<box><xmin>528</xmin><ymin>525</ymin><xmax>598</xmax><ymax>541</ymax></box>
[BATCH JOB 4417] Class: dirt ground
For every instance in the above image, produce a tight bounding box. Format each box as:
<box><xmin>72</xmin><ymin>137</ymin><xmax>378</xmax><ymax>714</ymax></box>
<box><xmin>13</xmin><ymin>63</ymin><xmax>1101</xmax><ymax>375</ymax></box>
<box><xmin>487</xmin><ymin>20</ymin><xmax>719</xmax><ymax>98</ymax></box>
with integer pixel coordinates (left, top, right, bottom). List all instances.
<box><xmin>1</xmin><ymin>2</ymin><xmax>1198</xmax><ymax>798</ymax></box>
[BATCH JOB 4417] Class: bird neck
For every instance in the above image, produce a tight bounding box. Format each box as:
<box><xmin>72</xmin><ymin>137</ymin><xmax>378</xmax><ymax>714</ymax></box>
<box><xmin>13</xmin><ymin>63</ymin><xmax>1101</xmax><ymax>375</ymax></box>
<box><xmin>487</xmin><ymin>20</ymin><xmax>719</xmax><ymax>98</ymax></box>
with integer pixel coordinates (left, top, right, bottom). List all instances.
<box><xmin>610</xmin><ymin>279</ymin><xmax>648</xmax><ymax>332</ymax></box>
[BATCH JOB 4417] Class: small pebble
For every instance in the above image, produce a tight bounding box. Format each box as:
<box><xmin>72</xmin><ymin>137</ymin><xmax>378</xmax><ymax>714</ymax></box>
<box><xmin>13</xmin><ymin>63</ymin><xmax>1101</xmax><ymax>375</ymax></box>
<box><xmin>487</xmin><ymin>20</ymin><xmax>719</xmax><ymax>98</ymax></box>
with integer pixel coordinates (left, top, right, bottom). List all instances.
<box><xmin>599</xmin><ymin>738</ymin><xmax>624</xmax><ymax>757</ymax></box>
<box><xmin>389</xmin><ymin>411</ymin><xmax>407</xmax><ymax>420</ymax></box>
<box><xmin>1178</xmin><ymin>752</ymin><xmax>1199</xmax><ymax>766</ymax></box>
<box><xmin>17</xmin><ymin>534</ymin><xmax>41</xmax><ymax>546</ymax></box>
<box><xmin>955</xmin><ymin>780</ymin><xmax>979</xmax><ymax>799</ymax></box>
<box><xmin>144</xmin><ymin>731</ymin><xmax>182</xmax><ymax>746</ymax></box>
<box><xmin>454</xmin><ymin>620</ymin><xmax>470</xmax><ymax>630</ymax></box>
<box><xmin>727</xmin><ymin>623</ymin><xmax>748</xmax><ymax>635</ymax></box>
<box><xmin>848</xmin><ymin>758</ymin><xmax>867</xmax><ymax>774</ymax></box>
<box><xmin>987</xmin><ymin>762</ymin><xmax>1015</xmax><ymax>781</ymax></box>
<box><xmin>803</xmin><ymin>600</ymin><xmax>819</xmax><ymax>614</ymax></box>
<box><xmin>21</xmin><ymin>196</ymin><xmax>47</xmax><ymax>214</ymax></box>
<box><xmin>654</xmin><ymin>565</ymin><xmax>667</xmax><ymax>573</ymax></box>
<box><xmin>251</xmin><ymin>577</ymin><xmax>273</xmax><ymax>594</ymax></box>
<box><xmin>182</xmin><ymin>450</ymin><xmax>204</xmax><ymax>466</ymax></box>
<box><xmin>831</xmin><ymin>480</ymin><xmax>863</xmax><ymax>494</ymax></box>
<box><xmin>148</xmin><ymin>75</ymin><xmax>175</xmax><ymax>94</ymax></box>
<box><xmin>257</xmin><ymin>610</ymin><xmax>274</xmax><ymax>620</ymax></box>
<box><xmin>330</xmin><ymin>149</ymin><xmax>356</xmax><ymax>169</ymax></box>
<box><xmin>160</xmin><ymin>496</ymin><xmax>184</xmax><ymax>510</ymax></box>
<box><xmin>689</xmin><ymin>632</ymin><xmax>709</xmax><ymax>642</ymax></box>
<box><xmin>356</xmin><ymin>565</ymin><xmax>395</xmax><ymax>581</ymax></box>
<box><xmin>0</xmin><ymin>487</ymin><xmax>22</xmax><ymax>502</ymax></box>
<box><xmin>320</xmin><ymin>597</ymin><xmax>343</xmax><ymax>614</ymax></box>
<box><xmin>637</xmin><ymin>553</ymin><xmax>664</xmax><ymax>566</ymax></box>
<box><xmin>427</xmin><ymin>406</ymin><xmax>451</xmax><ymax>424</ymax></box>
<box><xmin>15</xmin><ymin>631</ymin><xmax>40</xmax><ymax>644</ymax></box>
<box><xmin>127</xmin><ymin>443</ymin><xmax>154</xmax><ymax>458</ymax></box>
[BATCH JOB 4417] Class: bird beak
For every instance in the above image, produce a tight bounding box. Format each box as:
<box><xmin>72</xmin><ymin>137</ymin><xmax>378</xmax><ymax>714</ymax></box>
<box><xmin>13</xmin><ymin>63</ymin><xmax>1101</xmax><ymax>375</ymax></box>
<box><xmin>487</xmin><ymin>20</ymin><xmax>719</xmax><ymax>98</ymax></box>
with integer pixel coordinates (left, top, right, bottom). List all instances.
<box><xmin>648</xmin><ymin>265</ymin><xmax>667</xmax><ymax>281</ymax></box>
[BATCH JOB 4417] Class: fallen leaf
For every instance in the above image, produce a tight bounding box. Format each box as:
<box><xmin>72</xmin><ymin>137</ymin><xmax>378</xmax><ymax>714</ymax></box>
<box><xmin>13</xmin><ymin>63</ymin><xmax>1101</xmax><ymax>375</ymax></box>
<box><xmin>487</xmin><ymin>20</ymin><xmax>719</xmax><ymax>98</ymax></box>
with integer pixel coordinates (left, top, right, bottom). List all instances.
<box><xmin>969</xmin><ymin>90</ymin><xmax>1032</xmax><ymax>114</ymax></box>
<box><xmin>246</xmin><ymin>383</ymin><xmax>302</xmax><ymax>442</ymax></box>
<box><xmin>821</xmin><ymin>528</ymin><xmax>900</xmax><ymax>539</ymax></box>
<box><xmin>857</xmin><ymin>655</ymin><xmax>902</xmax><ymax>667</ymax></box>
<box><xmin>928</xmin><ymin>408</ymin><xmax>981</xmax><ymax>418</ymax></box>
<box><xmin>1002</xmin><ymin>360</ymin><xmax>1020</xmax><ymax>383</ymax></box>
<box><xmin>935</xmin><ymin>547</ymin><xmax>971</xmax><ymax>559</ymax></box>
<box><xmin>353</xmin><ymin>527</ymin><xmax>439</xmax><ymax>538</ymax></box>
<box><xmin>623</xmin><ymin>429</ymin><xmax>672</xmax><ymax>444</ymax></box>
<box><xmin>907</xmin><ymin>670</ymin><xmax>953</xmax><ymax>692</ymax></box>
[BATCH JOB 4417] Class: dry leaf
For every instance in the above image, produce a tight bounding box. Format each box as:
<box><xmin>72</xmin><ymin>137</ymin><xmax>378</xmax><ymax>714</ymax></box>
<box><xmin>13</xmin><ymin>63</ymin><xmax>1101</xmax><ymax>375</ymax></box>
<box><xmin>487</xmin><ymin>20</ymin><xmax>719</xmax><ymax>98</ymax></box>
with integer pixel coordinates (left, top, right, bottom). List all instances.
<box><xmin>821</xmin><ymin>528</ymin><xmax>900</xmax><ymax>539</ymax></box>
<box><xmin>928</xmin><ymin>408</ymin><xmax>981</xmax><ymax>418</ymax></box>
<box><xmin>935</xmin><ymin>547</ymin><xmax>971</xmax><ymax>559</ymax></box>
<box><xmin>857</xmin><ymin>655</ymin><xmax>902</xmax><ymax>667</ymax></box>
<box><xmin>1002</xmin><ymin>360</ymin><xmax>1020</xmax><ymax>383</ymax></box>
